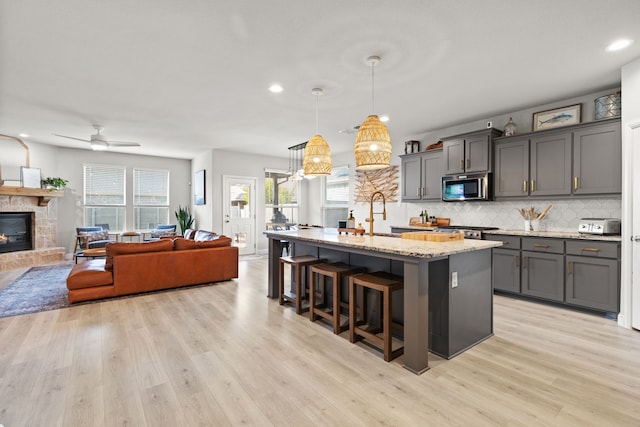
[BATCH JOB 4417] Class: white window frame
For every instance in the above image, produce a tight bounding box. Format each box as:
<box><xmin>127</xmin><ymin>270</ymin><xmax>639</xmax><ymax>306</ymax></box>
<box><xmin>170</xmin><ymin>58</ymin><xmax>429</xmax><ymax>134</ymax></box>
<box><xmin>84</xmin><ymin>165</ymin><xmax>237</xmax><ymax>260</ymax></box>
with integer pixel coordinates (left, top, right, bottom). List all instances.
<box><xmin>321</xmin><ymin>165</ymin><xmax>350</xmax><ymax>227</ymax></box>
<box><xmin>83</xmin><ymin>163</ymin><xmax>126</xmax><ymax>231</ymax></box>
<box><xmin>133</xmin><ymin>168</ymin><xmax>170</xmax><ymax>230</ymax></box>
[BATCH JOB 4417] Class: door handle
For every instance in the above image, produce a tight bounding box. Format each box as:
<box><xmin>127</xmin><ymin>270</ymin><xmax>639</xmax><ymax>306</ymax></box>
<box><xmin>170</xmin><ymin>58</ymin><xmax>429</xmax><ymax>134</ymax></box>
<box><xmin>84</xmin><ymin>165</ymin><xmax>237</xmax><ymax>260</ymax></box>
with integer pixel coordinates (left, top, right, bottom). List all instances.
<box><xmin>530</xmin><ymin>180</ymin><xmax>536</xmax><ymax>192</ymax></box>
<box><xmin>574</xmin><ymin>176</ymin><xmax>579</xmax><ymax>190</ymax></box>
<box><xmin>225</xmin><ymin>214</ymin><xmax>230</xmax><ymax>223</ymax></box>
<box><xmin>580</xmin><ymin>247</ymin><xmax>600</xmax><ymax>252</ymax></box>
<box><xmin>632</xmin><ymin>236</ymin><xmax>640</xmax><ymax>242</ymax></box>
<box><xmin>523</xmin><ymin>180</ymin><xmax>527</xmax><ymax>193</ymax></box>
<box><xmin>533</xmin><ymin>243</ymin><xmax>550</xmax><ymax>248</ymax></box>
<box><xmin>567</xmin><ymin>261</ymin><xmax>572</xmax><ymax>275</ymax></box>
<box><xmin>459</xmin><ymin>159</ymin><xmax>464</xmax><ymax>170</ymax></box>
<box><xmin>417</xmin><ymin>187</ymin><xmax>421</xmax><ymax>197</ymax></box>
<box><xmin>466</xmin><ymin>159</ymin><xmax>470</xmax><ymax>169</ymax></box>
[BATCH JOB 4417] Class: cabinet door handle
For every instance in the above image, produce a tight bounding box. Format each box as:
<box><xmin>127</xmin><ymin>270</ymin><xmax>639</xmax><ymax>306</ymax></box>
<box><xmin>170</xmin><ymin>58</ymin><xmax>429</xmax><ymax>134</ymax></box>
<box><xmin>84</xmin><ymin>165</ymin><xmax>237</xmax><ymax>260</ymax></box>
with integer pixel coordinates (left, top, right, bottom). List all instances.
<box><xmin>531</xmin><ymin>180</ymin><xmax>536</xmax><ymax>192</ymax></box>
<box><xmin>533</xmin><ymin>243</ymin><xmax>550</xmax><ymax>248</ymax></box>
<box><xmin>581</xmin><ymin>247</ymin><xmax>600</xmax><ymax>252</ymax></box>
<box><xmin>459</xmin><ymin>159</ymin><xmax>464</xmax><ymax>170</ymax></box>
<box><xmin>574</xmin><ymin>176</ymin><xmax>579</xmax><ymax>190</ymax></box>
<box><xmin>421</xmin><ymin>187</ymin><xmax>425</xmax><ymax>197</ymax></box>
<box><xmin>567</xmin><ymin>261</ymin><xmax>572</xmax><ymax>275</ymax></box>
<box><xmin>417</xmin><ymin>187</ymin><xmax>421</xmax><ymax>197</ymax></box>
<box><xmin>466</xmin><ymin>159</ymin><xmax>470</xmax><ymax>169</ymax></box>
<box><xmin>523</xmin><ymin>180</ymin><xmax>527</xmax><ymax>193</ymax></box>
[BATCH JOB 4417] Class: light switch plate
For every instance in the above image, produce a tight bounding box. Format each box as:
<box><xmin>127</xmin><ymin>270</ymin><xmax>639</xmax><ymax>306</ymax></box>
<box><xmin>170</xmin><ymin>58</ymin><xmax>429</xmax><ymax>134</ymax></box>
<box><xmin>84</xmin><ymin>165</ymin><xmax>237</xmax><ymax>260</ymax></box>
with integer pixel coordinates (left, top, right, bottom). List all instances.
<box><xmin>451</xmin><ymin>271</ymin><xmax>458</xmax><ymax>288</ymax></box>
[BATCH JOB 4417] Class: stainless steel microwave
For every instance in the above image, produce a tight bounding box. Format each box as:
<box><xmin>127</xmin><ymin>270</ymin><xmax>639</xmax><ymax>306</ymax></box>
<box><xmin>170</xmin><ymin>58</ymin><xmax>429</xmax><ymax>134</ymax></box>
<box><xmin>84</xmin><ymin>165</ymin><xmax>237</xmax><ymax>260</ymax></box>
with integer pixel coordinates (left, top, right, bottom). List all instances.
<box><xmin>442</xmin><ymin>173</ymin><xmax>492</xmax><ymax>201</ymax></box>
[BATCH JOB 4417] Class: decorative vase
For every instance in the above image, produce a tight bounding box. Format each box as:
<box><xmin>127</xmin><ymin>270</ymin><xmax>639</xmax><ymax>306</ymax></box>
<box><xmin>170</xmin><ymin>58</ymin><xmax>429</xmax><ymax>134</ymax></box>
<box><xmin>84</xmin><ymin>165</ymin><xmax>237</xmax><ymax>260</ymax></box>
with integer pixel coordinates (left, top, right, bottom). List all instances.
<box><xmin>504</xmin><ymin>117</ymin><xmax>517</xmax><ymax>136</ymax></box>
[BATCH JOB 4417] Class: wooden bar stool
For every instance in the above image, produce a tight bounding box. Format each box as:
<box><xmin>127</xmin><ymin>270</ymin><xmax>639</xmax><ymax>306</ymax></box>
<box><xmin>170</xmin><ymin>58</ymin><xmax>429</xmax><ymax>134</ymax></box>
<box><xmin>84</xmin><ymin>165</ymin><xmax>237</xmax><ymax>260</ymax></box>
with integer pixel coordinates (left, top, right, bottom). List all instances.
<box><xmin>279</xmin><ymin>255</ymin><xmax>326</xmax><ymax>314</ymax></box>
<box><xmin>309</xmin><ymin>263</ymin><xmax>366</xmax><ymax>334</ymax></box>
<box><xmin>349</xmin><ymin>272</ymin><xmax>404</xmax><ymax>362</ymax></box>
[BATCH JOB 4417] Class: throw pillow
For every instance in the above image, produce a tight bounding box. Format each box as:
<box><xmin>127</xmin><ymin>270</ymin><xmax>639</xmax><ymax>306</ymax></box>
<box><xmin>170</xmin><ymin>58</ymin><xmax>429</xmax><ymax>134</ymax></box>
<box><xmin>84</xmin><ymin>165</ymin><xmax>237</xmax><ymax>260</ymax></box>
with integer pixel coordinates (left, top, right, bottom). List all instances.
<box><xmin>193</xmin><ymin>230</ymin><xmax>219</xmax><ymax>241</ymax></box>
<box><xmin>174</xmin><ymin>236</ymin><xmax>232</xmax><ymax>250</ymax></box>
<box><xmin>183</xmin><ymin>228</ymin><xmax>196</xmax><ymax>239</ymax></box>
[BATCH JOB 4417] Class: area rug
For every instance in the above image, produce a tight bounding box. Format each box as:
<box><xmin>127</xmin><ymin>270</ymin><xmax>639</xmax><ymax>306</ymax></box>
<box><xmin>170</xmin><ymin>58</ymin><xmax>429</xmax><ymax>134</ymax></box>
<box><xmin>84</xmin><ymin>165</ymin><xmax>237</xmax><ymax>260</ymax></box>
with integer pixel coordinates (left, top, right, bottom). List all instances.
<box><xmin>0</xmin><ymin>263</ymin><xmax>73</xmax><ymax>318</ymax></box>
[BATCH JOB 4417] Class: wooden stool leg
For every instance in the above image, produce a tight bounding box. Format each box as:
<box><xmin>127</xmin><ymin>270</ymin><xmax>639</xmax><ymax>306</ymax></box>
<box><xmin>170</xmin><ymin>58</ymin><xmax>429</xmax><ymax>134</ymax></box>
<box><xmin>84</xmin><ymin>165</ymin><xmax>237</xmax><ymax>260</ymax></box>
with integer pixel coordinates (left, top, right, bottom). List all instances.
<box><xmin>332</xmin><ymin>272</ymin><xmax>341</xmax><ymax>335</ymax></box>
<box><xmin>383</xmin><ymin>288</ymin><xmax>392</xmax><ymax>362</ymax></box>
<box><xmin>295</xmin><ymin>264</ymin><xmax>303</xmax><ymax>314</ymax></box>
<box><xmin>309</xmin><ymin>269</ymin><xmax>317</xmax><ymax>321</ymax></box>
<box><xmin>279</xmin><ymin>260</ymin><xmax>285</xmax><ymax>305</ymax></box>
<box><xmin>349</xmin><ymin>277</ymin><xmax>356</xmax><ymax>343</ymax></box>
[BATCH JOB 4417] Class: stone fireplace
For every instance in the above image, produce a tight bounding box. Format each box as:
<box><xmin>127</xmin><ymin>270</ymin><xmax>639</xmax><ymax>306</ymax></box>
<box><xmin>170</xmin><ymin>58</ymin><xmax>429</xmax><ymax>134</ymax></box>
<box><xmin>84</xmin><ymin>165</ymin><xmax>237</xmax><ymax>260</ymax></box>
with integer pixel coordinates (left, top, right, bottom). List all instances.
<box><xmin>0</xmin><ymin>193</ymin><xmax>65</xmax><ymax>271</ymax></box>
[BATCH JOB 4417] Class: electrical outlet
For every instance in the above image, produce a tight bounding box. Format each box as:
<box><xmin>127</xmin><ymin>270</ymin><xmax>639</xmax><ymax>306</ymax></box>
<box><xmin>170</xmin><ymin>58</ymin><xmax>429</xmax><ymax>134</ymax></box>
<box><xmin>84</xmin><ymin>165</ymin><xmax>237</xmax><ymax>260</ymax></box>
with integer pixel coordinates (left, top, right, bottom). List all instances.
<box><xmin>451</xmin><ymin>271</ymin><xmax>458</xmax><ymax>288</ymax></box>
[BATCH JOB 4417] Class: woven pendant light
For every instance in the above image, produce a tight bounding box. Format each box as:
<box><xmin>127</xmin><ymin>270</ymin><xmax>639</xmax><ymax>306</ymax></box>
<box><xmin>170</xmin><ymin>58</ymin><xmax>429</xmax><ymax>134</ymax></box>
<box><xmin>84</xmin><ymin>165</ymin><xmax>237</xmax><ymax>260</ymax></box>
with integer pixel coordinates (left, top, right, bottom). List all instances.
<box><xmin>355</xmin><ymin>56</ymin><xmax>392</xmax><ymax>170</ymax></box>
<box><xmin>303</xmin><ymin>88</ymin><xmax>332</xmax><ymax>176</ymax></box>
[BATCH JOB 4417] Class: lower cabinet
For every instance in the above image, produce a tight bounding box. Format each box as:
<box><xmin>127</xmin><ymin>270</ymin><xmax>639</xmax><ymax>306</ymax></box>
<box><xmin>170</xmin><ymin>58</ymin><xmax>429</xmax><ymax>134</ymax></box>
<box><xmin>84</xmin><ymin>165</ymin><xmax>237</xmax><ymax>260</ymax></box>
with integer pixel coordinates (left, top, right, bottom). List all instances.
<box><xmin>565</xmin><ymin>240</ymin><xmax>620</xmax><ymax>312</ymax></box>
<box><xmin>521</xmin><ymin>251</ymin><xmax>564</xmax><ymax>302</ymax></box>
<box><xmin>487</xmin><ymin>234</ymin><xmax>620</xmax><ymax>313</ymax></box>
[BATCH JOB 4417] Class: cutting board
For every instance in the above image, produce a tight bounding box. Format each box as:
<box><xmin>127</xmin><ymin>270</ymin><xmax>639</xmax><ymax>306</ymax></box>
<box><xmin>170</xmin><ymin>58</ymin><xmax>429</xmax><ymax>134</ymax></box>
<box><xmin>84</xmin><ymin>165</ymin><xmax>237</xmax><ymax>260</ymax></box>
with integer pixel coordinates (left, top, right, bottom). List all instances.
<box><xmin>401</xmin><ymin>231</ymin><xmax>464</xmax><ymax>242</ymax></box>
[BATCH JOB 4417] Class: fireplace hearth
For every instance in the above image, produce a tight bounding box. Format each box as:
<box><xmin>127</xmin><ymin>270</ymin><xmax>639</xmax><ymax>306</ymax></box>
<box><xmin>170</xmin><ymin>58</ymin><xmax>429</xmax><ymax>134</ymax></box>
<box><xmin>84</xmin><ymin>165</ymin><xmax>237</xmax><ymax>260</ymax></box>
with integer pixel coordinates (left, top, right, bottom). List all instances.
<box><xmin>0</xmin><ymin>212</ymin><xmax>34</xmax><ymax>253</ymax></box>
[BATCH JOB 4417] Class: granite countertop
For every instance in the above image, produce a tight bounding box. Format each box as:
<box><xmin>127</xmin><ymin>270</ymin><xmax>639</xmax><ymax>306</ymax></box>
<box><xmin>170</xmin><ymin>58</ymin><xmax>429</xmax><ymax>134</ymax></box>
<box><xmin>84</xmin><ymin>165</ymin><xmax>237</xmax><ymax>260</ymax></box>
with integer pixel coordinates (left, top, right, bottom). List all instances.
<box><xmin>264</xmin><ymin>228</ymin><xmax>502</xmax><ymax>258</ymax></box>
<box><xmin>484</xmin><ymin>229</ymin><xmax>622</xmax><ymax>242</ymax></box>
<box><xmin>391</xmin><ymin>224</ymin><xmax>622</xmax><ymax>242</ymax></box>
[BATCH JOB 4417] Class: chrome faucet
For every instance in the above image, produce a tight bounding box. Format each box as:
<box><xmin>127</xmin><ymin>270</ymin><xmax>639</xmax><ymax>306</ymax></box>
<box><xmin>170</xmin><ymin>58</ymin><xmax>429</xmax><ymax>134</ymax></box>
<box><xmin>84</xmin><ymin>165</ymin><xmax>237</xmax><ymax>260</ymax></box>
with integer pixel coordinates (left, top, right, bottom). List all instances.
<box><xmin>365</xmin><ymin>191</ymin><xmax>386</xmax><ymax>237</ymax></box>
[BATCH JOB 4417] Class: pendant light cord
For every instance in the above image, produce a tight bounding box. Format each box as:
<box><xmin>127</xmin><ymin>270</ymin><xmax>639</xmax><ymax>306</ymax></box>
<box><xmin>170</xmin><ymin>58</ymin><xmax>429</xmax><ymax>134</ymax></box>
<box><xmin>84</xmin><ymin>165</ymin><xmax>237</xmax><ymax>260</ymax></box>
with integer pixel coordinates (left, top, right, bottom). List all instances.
<box><xmin>315</xmin><ymin>92</ymin><xmax>319</xmax><ymax>135</ymax></box>
<box><xmin>371</xmin><ymin>60</ymin><xmax>375</xmax><ymax>114</ymax></box>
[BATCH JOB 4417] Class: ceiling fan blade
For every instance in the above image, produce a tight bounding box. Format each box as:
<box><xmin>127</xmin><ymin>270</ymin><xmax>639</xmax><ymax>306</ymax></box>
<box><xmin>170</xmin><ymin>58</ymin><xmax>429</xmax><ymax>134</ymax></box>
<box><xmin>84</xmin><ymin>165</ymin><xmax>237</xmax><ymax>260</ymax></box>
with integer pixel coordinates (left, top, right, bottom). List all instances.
<box><xmin>52</xmin><ymin>134</ymin><xmax>91</xmax><ymax>143</ymax></box>
<box><xmin>107</xmin><ymin>142</ymin><xmax>141</xmax><ymax>147</ymax></box>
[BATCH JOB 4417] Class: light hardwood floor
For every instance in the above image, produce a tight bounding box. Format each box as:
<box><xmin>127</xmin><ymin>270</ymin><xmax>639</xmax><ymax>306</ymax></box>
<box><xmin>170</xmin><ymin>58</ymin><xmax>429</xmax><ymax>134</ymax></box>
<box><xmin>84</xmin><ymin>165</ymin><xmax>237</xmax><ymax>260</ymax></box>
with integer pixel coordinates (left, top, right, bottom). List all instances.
<box><xmin>1</xmin><ymin>257</ymin><xmax>639</xmax><ymax>426</ymax></box>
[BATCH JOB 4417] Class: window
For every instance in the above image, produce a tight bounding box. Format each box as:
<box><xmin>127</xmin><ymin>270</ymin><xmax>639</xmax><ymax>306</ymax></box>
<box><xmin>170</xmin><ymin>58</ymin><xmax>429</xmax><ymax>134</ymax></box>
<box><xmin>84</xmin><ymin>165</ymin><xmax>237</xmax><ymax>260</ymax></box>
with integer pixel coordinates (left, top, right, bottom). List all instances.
<box><xmin>134</xmin><ymin>168</ymin><xmax>170</xmax><ymax>229</ymax></box>
<box><xmin>265</xmin><ymin>169</ymin><xmax>299</xmax><ymax>225</ymax></box>
<box><xmin>322</xmin><ymin>165</ymin><xmax>350</xmax><ymax>227</ymax></box>
<box><xmin>83</xmin><ymin>164</ymin><xmax>126</xmax><ymax>231</ymax></box>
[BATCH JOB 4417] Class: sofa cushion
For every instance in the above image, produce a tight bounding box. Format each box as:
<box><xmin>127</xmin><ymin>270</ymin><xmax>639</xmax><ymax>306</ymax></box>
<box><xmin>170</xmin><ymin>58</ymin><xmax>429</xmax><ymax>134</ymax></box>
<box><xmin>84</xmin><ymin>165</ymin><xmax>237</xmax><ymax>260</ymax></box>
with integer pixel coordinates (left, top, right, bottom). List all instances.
<box><xmin>79</xmin><ymin>230</ymin><xmax>110</xmax><ymax>243</ymax></box>
<box><xmin>174</xmin><ymin>236</ymin><xmax>232</xmax><ymax>250</ymax></box>
<box><xmin>105</xmin><ymin>239</ymin><xmax>174</xmax><ymax>271</ymax></box>
<box><xmin>67</xmin><ymin>259</ymin><xmax>113</xmax><ymax>290</ymax></box>
<box><xmin>193</xmin><ymin>230</ymin><xmax>218</xmax><ymax>241</ymax></box>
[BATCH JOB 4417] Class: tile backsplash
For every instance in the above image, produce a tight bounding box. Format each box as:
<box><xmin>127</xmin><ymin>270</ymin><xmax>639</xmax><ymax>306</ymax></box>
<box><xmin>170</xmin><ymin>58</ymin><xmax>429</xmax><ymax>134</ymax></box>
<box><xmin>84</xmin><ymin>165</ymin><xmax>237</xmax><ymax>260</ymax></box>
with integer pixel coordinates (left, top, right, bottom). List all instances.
<box><xmin>379</xmin><ymin>198</ymin><xmax>622</xmax><ymax>231</ymax></box>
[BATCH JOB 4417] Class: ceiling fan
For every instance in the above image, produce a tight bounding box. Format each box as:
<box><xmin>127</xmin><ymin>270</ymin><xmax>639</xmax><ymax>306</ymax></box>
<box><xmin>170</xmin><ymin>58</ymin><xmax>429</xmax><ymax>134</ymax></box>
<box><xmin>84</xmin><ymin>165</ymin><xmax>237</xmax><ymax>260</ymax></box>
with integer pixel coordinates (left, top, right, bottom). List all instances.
<box><xmin>53</xmin><ymin>125</ymin><xmax>141</xmax><ymax>151</ymax></box>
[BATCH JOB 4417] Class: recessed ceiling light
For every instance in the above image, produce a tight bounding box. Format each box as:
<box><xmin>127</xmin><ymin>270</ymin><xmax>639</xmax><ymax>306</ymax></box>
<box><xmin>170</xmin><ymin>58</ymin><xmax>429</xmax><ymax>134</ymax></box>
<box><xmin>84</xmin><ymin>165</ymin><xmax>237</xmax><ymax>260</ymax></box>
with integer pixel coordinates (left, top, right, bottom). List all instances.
<box><xmin>269</xmin><ymin>83</ymin><xmax>284</xmax><ymax>93</ymax></box>
<box><xmin>379</xmin><ymin>115</ymin><xmax>390</xmax><ymax>123</ymax></box>
<box><xmin>19</xmin><ymin>133</ymin><xmax>29</xmax><ymax>137</ymax></box>
<box><xmin>606</xmin><ymin>39</ymin><xmax>633</xmax><ymax>52</ymax></box>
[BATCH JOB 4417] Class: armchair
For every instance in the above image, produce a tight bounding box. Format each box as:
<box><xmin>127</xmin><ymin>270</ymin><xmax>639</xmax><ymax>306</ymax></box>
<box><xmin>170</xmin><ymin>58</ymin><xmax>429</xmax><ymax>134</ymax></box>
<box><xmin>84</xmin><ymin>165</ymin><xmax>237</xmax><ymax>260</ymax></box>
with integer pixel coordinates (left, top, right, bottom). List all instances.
<box><xmin>74</xmin><ymin>226</ymin><xmax>116</xmax><ymax>254</ymax></box>
<box><xmin>144</xmin><ymin>224</ymin><xmax>177</xmax><ymax>241</ymax></box>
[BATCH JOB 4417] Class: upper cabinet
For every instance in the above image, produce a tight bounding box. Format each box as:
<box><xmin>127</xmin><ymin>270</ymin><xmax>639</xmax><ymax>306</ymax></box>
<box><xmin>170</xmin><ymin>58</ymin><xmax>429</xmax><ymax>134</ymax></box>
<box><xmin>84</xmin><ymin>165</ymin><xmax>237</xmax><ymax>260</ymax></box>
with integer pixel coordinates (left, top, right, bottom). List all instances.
<box><xmin>572</xmin><ymin>121</ymin><xmax>621</xmax><ymax>194</ymax></box>
<box><xmin>442</xmin><ymin>128</ymin><xmax>502</xmax><ymax>175</ymax></box>
<box><xmin>494</xmin><ymin>118</ymin><xmax>621</xmax><ymax>199</ymax></box>
<box><xmin>400</xmin><ymin>149</ymin><xmax>443</xmax><ymax>201</ymax></box>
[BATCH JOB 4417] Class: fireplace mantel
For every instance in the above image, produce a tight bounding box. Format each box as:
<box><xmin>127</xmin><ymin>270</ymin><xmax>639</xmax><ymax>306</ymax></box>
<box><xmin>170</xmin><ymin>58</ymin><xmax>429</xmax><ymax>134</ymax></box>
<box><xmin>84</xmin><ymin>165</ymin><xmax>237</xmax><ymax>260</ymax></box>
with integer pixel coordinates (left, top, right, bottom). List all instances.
<box><xmin>0</xmin><ymin>186</ymin><xmax>64</xmax><ymax>206</ymax></box>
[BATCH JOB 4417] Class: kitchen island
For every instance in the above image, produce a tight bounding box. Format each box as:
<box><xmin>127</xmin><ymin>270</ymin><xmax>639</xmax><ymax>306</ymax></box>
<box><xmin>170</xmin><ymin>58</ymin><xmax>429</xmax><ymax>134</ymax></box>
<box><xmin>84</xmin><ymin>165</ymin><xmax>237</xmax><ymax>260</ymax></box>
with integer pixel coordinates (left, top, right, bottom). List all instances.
<box><xmin>264</xmin><ymin>228</ymin><xmax>502</xmax><ymax>374</ymax></box>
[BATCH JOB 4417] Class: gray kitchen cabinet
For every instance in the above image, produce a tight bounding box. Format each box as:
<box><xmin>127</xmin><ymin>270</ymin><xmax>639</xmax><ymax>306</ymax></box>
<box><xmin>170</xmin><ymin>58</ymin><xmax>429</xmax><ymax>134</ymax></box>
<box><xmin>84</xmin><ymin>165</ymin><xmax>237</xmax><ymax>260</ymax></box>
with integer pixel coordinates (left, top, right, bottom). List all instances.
<box><xmin>487</xmin><ymin>232</ymin><xmax>621</xmax><ymax>314</ymax></box>
<box><xmin>565</xmin><ymin>240</ymin><xmax>620</xmax><ymax>312</ymax></box>
<box><xmin>521</xmin><ymin>237</ymin><xmax>564</xmax><ymax>302</ymax></box>
<box><xmin>493</xmin><ymin>248</ymin><xmax>521</xmax><ymax>292</ymax></box>
<box><xmin>529</xmin><ymin>131</ymin><xmax>572</xmax><ymax>196</ymax></box>
<box><xmin>572</xmin><ymin>120</ymin><xmax>622</xmax><ymax>195</ymax></box>
<box><xmin>493</xmin><ymin>118</ymin><xmax>621</xmax><ymax>199</ymax></box>
<box><xmin>442</xmin><ymin>129</ymin><xmax>501</xmax><ymax>175</ymax></box>
<box><xmin>486</xmin><ymin>235</ymin><xmax>521</xmax><ymax>293</ymax></box>
<box><xmin>494</xmin><ymin>138</ymin><xmax>529</xmax><ymax>197</ymax></box>
<box><xmin>521</xmin><ymin>250</ymin><xmax>564</xmax><ymax>302</ymax></box>
<box><xmin>400</xmin><ymin>149</ymin><xmax>443</xmax><ymax>201</ymax></box>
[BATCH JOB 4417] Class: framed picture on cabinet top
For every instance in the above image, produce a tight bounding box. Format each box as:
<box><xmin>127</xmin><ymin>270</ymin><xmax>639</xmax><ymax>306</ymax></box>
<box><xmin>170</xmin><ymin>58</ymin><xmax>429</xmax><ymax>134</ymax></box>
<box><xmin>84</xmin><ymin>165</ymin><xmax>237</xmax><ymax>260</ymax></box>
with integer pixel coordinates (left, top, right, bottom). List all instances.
<box><xmin>533</xmin><ymin>104</ymin><xmax>581</xmax><ymax>131</ymax></box>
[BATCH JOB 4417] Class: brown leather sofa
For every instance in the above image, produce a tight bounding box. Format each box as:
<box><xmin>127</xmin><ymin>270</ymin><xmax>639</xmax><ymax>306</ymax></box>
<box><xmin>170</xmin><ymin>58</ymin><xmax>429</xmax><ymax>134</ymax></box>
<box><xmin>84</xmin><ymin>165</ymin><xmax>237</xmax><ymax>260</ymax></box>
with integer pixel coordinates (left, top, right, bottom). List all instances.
<box><xmin>66</xmin><ymin>230</ymin><xmax>238</xmax><ymax>303</ymax></box>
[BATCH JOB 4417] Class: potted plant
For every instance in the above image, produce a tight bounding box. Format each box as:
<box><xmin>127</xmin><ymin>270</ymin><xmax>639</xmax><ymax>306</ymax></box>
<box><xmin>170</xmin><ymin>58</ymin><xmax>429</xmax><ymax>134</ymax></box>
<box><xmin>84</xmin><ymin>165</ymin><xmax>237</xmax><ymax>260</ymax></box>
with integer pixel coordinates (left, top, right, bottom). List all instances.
<box><xmin>175</xmin><ymin>204</ymin><xmax>194</xmax><ymax>236</ymax></box>
<box><xmin>41</xmin><ymin>177</ymin><xmax>68</xmax><ymax>190</ymax></box>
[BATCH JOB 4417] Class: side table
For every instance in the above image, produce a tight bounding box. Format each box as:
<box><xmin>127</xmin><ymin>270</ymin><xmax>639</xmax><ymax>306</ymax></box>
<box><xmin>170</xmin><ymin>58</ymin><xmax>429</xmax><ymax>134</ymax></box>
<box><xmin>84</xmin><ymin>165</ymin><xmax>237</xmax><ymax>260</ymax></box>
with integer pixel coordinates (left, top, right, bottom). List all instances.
<box><xmin>120</xmin><ymin>231</ymin><xmax>142</xmax><ymax>242</ymax></box>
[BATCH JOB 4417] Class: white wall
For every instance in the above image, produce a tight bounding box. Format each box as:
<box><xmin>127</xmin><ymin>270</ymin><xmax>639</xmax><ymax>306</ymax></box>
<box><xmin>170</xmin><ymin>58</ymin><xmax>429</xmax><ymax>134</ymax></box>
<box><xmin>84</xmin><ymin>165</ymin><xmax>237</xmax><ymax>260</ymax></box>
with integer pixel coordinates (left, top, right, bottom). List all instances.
<box><xmin>621</xmin><ymin>56</ymin><xmax>640</xmax><ymax>329</ymax></box>
<box><xmin>208</xmin><ymin>149</ymin><xmax>292</xmax><ymax>252</ymax></box>
<box><xmin>191</xmin><ymin>150</ymin><xmax>213</xmax><ymax>231</ymax></box>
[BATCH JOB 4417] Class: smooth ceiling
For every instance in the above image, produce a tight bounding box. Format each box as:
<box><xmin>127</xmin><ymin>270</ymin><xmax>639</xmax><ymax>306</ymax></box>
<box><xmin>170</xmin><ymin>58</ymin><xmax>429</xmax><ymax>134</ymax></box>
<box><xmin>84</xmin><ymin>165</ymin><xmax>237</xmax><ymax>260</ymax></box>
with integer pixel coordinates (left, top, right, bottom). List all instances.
<box><xmin>1</xmin><ymin>0</ymin><xmax>639</xmax><ymax>159</ymax></box>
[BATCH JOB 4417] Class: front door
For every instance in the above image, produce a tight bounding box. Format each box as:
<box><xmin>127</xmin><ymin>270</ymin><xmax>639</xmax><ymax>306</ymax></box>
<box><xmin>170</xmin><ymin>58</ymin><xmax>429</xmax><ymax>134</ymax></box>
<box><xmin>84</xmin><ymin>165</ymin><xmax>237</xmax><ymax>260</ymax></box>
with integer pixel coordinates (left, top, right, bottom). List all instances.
<box><xmin>223</xmin><ymin>175</ymin><xmax>256</xmax><ymax>255</ymax></box>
